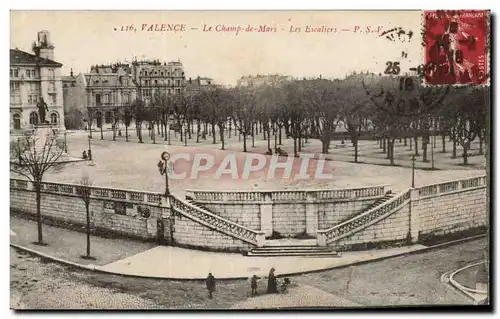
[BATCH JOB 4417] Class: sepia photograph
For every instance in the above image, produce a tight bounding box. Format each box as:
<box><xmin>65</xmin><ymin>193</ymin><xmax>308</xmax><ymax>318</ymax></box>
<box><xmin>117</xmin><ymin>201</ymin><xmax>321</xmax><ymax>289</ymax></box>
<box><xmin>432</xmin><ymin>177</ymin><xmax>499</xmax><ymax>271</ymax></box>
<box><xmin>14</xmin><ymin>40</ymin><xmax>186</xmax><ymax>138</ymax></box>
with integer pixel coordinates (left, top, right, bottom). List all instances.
<box><xmin>8</xmin><ymin>8</ymin><xmax>491</xmax><ymax>310</ymax></box>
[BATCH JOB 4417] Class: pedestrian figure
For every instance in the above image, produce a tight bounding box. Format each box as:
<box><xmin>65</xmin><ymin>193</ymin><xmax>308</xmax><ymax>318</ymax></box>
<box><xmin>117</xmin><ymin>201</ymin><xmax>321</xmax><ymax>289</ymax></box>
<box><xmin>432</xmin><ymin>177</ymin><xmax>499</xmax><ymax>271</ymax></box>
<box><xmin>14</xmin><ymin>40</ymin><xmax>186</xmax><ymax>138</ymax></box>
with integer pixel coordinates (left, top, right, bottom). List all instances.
<box><xmin>88</xmin><ymin>149</ymin><xmax>92</xmax><ymax>161</ymax></box>
<box><xmin>206</xmin><ymin>272</ymin><xmax>216</xmax><ymax>299</ymax></box>
<box><xmin>267</xmin><ymin>268</ymin><xmax>278</xmax><ymax>294</ymax></box>
<box><xmin>251</xmin><ymin>275</ymin><xmax>259</xmax><ymax>296</ymax></box>
<box><xmin>82</xmin><ymin>150</ymin><xmax>88</xmax><ymax>160</ymax></box>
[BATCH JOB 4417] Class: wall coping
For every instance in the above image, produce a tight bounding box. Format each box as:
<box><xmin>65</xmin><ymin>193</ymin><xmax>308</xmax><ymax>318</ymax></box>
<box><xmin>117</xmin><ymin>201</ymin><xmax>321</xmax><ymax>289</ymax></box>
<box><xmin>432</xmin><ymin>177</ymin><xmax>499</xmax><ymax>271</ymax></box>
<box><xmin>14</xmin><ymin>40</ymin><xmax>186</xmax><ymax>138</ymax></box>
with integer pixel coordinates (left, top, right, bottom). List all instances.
<box><xmin>185</xmin><ymin>184</ymin><xmax>388</xmax><ymax>194</ymax></box>
<box><xmin>416</xmin><ymin>175</ymin><xmax>486</xmax><ymax>191</ymax></box>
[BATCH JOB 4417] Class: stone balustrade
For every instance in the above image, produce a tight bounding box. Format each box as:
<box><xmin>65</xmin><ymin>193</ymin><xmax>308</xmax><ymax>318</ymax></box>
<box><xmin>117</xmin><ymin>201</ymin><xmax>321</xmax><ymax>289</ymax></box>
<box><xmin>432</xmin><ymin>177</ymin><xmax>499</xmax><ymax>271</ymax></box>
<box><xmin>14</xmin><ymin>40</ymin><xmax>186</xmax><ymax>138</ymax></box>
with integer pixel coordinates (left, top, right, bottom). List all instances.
<box><xmin>10</xmin><ymin>179</ymin><xmax>163</xmax><ymax>205</ymax></box>
<box><xmin>317</xmin><ymin>189</ymin><xmax>411</xmax><ymax>245</ymax></box>
<box><xmin>417</xmin><ymin>175</ymin><xmax>486</xmax><ymax>199</ymax></box>
<box><xmin>185</xmin><ymin>185</ymin><xmax>386</xmax><ymax>204</ymax></box>
<box><xmin>170</xmin><ymin>195</ymin><xmax>265</xmax><ymax>247</ymax></box>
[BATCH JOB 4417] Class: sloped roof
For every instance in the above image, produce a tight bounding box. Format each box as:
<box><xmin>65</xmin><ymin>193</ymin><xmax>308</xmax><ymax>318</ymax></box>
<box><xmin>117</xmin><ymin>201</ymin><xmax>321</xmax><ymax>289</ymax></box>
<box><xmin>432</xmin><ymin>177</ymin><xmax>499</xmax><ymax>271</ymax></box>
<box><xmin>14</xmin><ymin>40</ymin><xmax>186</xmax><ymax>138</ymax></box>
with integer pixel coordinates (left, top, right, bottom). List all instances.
<box><xmin>10</xmin><ymin>48</ymin><xmax>62</xmax><ymax>67</ymax></box>
<box><xmin>84</xmin><ymin>73</ymin><xmax>137</xmax><ymax>88</ymax></box>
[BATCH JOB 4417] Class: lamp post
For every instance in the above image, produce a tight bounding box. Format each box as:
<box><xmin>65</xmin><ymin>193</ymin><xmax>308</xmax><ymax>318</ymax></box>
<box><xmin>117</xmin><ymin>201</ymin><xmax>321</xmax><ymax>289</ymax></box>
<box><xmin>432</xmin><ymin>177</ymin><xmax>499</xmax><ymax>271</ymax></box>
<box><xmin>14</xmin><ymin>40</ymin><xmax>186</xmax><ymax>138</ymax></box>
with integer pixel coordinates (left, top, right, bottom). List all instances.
<box><xmin>158</xmin><ymin>151</ymin><xmax>171</xmax><ymax>196</ymax></box>
<box><xmin>411</xmin><ymin>154</ymin><xmax>416</xmax><ymax>188</ymax></box>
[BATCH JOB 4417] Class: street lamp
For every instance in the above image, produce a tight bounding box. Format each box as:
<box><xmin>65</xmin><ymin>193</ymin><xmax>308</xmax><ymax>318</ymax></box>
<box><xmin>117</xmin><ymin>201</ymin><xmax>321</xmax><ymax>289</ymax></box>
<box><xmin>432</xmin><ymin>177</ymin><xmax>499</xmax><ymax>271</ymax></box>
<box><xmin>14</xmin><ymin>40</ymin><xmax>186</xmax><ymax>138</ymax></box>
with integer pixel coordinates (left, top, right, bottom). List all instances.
<box><xmin>411</xmin><ymin>154</ymin><xmax>416</xmax><ymax>188</ymax></box>
<box><xmin>158</xmin><ymin>151</ymin><xmax>171</xmax><ymax>196</ymax></box>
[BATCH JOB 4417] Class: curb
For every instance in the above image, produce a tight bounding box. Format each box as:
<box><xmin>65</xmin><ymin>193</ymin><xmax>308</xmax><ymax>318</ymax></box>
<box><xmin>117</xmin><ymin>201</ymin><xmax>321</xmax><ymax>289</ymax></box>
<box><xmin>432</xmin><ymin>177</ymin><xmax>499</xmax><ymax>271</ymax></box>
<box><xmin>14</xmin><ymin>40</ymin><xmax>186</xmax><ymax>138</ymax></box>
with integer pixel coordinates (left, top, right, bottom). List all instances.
<box><xmin>10</xmin><ymin>234</ymin><xmax>486</xmax><ymax>281</ymax></box>
<box><xmin>449</xmin><ymin>261</ymin><xmax>488</xmax><ymax>295</ymax></box>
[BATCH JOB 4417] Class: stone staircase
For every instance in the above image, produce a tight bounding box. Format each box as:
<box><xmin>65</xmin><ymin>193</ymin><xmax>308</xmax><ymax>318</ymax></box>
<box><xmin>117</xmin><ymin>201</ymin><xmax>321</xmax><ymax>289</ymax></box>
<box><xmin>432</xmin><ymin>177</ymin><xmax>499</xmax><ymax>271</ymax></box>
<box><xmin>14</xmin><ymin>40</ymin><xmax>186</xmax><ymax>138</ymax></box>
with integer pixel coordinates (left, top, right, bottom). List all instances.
<box><xmin>248</xmin><ymin>239</ymin><xmax>340</xmax><ymax>258</ymax></box>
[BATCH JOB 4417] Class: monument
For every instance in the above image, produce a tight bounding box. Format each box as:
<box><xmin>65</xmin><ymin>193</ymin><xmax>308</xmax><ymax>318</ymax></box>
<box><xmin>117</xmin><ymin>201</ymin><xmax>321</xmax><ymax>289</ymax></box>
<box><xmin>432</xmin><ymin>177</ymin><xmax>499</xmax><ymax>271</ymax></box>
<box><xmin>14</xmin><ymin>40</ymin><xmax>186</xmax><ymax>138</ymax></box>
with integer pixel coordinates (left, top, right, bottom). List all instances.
<box><xmin>36</xmin><ymin>97</ymin><xmax>49</xmax><ymax>124</ymax></box>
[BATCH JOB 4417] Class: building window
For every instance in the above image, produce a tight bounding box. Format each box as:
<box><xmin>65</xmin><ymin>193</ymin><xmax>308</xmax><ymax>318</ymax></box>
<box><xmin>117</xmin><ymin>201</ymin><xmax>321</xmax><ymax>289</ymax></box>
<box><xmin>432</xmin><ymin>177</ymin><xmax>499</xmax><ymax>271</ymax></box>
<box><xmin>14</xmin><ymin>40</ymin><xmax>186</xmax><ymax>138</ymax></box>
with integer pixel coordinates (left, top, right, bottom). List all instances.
<box><xmin>123</xmin><ymin>78</ymin><xmax>128</xmax><ymax>86</ymax></box>
<box><xmin>26</xmin><ymin>70</ymin><xmax>31</xmax><ymax>78</ymax></box>
<box><xmin>10</xmin><ymin>83</ymin><xmax>19</xmax><ymax>91</ymax></box>
<box><xmin>155</xmin><ymin>80</ymin><xmax>158</xmax><ymax>85</ymax></box>
<box><xmin>50</xmin><ymin>81</ymin><xmax>56</xmax><ymax>92</ymax></box>
<box><xmin>49</xmin><ymin>93</ymin><xmax>57</xmax><ymax>105</ymax></box>
<box><xmin>10</xmin><ymin>69</ymin><xmax>19</xmax><ymax>77</ymax></box>
<box><xmin>29</xmin><ymin>112</ymin><xmax>38</xmax><ymax>125</ymax></box>
<box><xmin>105</xmin><ymin>111</ymin><xmax>113</xmax><ymax>124</ymax></box>
<box><xmin>175</xmin><ymin>80</ymin><xmax>180</xmax><ymax>86</ymax></box>
<box><xmin>28</xmin><ymin>95</ymin><xmax>38</xmax><ymax>104</ymax></box>
<box><xmin>123</xmin><ymin>93</ymin><xmax>130</xmax><ymax>104</ymax></box>
<box><xmin>160</xmin><ymin>71</ymin><xmax>164</xmax><ymax>76</ymax></box>
<box><xmin>168</xmin><ymin>80</ymin><xmax>171</xmax><ymax>86</ymax></box>
<box><xmin>95</xmin><ymin>94</ymin><xmax>101</xmax><ymax>106</ymax></box>
<box><xmin>13</xmin><ymin>113</ymin><xmax>21</xmax><ymax>130</ymax></box>
<box><xmin>48</xmin><ymin>69</ymin><xmax>55</xmax><ymax>78</ymax></box>
<box><xmin>145</xmin><ymin>70</ymin><xmax>148</xmax><ymax>76</ymax></box>
<box><xmin>50</xmin><ymin>113</ymin><xmax>58</xmax><ymax>124</ymax></box>
<box><xmin>104</xmin><ymin>93</ymin><xmax>110</xmax><ymax>104</ymax></box>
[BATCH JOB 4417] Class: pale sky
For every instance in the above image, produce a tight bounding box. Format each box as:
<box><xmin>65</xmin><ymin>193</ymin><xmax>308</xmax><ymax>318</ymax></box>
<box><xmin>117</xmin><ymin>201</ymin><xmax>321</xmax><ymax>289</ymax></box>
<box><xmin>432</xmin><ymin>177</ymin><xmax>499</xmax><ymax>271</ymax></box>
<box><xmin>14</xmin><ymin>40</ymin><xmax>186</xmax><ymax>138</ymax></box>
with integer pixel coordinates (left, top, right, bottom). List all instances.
<box><xmin>10</xmin><ymin>10</ymin><xmax>423</xmax><ymax>86</ymax></box>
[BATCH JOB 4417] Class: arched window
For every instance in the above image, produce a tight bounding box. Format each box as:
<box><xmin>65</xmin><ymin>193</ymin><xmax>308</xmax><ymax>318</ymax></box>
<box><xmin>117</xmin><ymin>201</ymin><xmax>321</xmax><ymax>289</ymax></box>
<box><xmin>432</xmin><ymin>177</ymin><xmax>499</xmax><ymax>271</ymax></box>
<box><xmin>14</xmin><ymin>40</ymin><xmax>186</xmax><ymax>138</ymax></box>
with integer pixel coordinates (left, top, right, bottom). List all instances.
<box><xmin>50</xmin><ymin>112</ymin><xmax>58</xmax><ymax>124</ymax></box>
<box><xmin>13</xmin><ymin>113</ymin><xmax>21</xmax><ymax>130</ymax></box>
<box><xmin>29</xmin><ymin>112</ymin><xmax>38</xmax><ymax>125</ymax></box>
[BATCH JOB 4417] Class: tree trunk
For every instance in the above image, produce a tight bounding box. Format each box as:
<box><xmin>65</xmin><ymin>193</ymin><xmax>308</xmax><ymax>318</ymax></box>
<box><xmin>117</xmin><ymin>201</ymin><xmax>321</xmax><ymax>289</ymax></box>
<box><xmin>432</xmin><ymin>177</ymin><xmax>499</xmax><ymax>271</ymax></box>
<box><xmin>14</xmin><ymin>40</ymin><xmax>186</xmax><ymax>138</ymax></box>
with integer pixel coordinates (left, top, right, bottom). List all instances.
<box><xmin>196</xmin><ymin>120</ymin><xmax>201</xmax><ymax>143</ymax></box>
<box><xmin>152</xmin><ymin>123</ymin><xmax>156</xmax><ymax>144</ymax></box>
<box><xmin>479</xmin><ymin>135</ymin><xmax>484</xmax><ymax>155</ymax></box>
<box><xmin>321</xmin><ymin>138</ymin><xmax>330</xmax><ymax>154</ymax></box>
<box><xmin>452</xmin><ymin>138</ymin><xmax>457</xmax><ymax>158</ymax></box>
<box><xmin>85</xmin><ymin>203</ymin><xmax>91</xmax><ymax>258</ymax></box>
<box><xmin>297</xmin><ymin>123</ymin><xmax>302</xmax><ymax>152</ymax></box>
<box><xmin>404</xmin><ymin>137</ymin><xmax>407</xmax><ymax>146</ymax></box>
<box><xmin>409</xmin><ymin>136</ymin><xmax>412</xmax><ymax>151</ymax></box>
<box><xmin>251</xmin><ymin>123</ymin><xmax>255</xmax><ymax>148</ymax></box>
<box><xmin>35</xmin><ymin>182</ymin><xmax>43</xmax><ymax>244</ymax></box>
<box><xmin>211</xmin><ymin>124</ymin><xmax>216</xmax><ymax>144</ymax></box>
<box><xmin>112</xmin><ymin>122</ymin><xmax>116</xmax><ymax>141</ymax></box>
<box><xmin>220</xmin><ymin>126</ymin><xmax>225</xmax><ymax>150</ymax></box>
<box><xmin>382</xmin><ymin>138</ymin><xmax>386</xmax><ymax>153</ymax></box>
<box><xmin>354</xmin><ymin>140</ymin><xmax>359</xmax><ymax>163</ymax></box>
<box><xmin>379</xmin><ymin>138</ymin><xmax>383</xmax><ymax>149</ymax></box>
<box><xmin>158</xmin><ymin>121</ymin><xmax>161</xmax><ymax>135</ymax></box>
<box><xmin>100</xmin><ymin>123</ymin><xmax>103</xmax><ymax>140</ymax></box>
<box><xmin>441</xmin><ymin>134</ymin><xmax>446</xmax><ymax>153</ymax></box>
<box><xmin>138</xmin><ymin>123</ymin><xmax>143</xmax><ymax>143</ymax></box>
<box><xmin>243</xmin><ymin>133</ymin><xmax>247</xmax><ymax>152</ymax></box>
<box><xmin>293</xmin><ymin>136</ymin><xmax>298</xmax><ymax>157</ymax></box>
<box><xmin>462</xmin><ymin>143</ymin><xmax>469</xmax><ymax>165</ymax></box>
<box><xmin>389</xmin><ymin>139</ymin><xmax>395</xmax><ymax>166</ymax></box>
<box><xmin>278</xmin><ymin>127</ymin><xmax>282</xmax><ymax>145</ymax></box>
<box><xmin>267</xmin><ymin>128</ymin><xmax>271</xmax><ymax>150</ymax></box>
<box><xmin>423</xmin><ymin>137</ymin><xmax>428</xmax><ymax>162</ymax></box>
<box><xmin>125</xmin><ymin>125</ymin><xmax>129</xmax><ymax>142</ymax></box>
<box><xmin>414</xmin><ymin>136</ymin><xmax>419</xmax><ymax>155</ymax></box>
<box><xmin>188</xmin><ymin>121</ymin><xmax>192</xmax><ymax>139</ymax></box>
<box><xmin>274</xmin><ymin>126</ymin><xmax>278</xmax><ymax>151</ymax></box>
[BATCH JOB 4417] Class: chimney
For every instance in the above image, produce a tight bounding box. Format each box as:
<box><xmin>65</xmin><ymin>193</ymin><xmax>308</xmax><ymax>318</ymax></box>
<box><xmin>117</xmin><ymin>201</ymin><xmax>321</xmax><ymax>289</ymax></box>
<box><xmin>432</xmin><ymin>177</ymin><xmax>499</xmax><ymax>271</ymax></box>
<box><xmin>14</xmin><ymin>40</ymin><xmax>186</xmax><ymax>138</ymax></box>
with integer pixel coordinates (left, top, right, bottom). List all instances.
<box><xmin>70</xmin><ymin>68</ymin><xmax>74</xmax><ymax>77</ymax></box>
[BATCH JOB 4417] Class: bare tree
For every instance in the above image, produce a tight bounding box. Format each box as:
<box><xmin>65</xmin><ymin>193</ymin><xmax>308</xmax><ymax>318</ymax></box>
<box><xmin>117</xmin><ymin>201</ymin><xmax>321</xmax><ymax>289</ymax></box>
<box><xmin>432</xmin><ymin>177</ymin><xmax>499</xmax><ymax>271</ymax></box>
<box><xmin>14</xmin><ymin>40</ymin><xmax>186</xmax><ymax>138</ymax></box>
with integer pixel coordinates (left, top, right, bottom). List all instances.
<box><xmin>10</xmin><ymin>129</ymin><xmax>65</xmax><ymax>245</ymax></box>
<box><xmin>76</xmin><ymin>174</ymin><xmax>95</xmax><ymax>259</ymax></box>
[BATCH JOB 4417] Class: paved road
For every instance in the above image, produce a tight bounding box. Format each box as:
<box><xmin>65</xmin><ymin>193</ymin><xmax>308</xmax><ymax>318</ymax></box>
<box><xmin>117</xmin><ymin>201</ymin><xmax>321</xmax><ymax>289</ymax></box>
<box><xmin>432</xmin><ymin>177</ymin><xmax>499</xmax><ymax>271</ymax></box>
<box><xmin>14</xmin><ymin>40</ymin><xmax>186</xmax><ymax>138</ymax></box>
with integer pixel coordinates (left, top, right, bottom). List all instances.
<box><xmin>10</xmin><ymin>238</ymin><xmax>484</xmax><ymax>309</ymax></box>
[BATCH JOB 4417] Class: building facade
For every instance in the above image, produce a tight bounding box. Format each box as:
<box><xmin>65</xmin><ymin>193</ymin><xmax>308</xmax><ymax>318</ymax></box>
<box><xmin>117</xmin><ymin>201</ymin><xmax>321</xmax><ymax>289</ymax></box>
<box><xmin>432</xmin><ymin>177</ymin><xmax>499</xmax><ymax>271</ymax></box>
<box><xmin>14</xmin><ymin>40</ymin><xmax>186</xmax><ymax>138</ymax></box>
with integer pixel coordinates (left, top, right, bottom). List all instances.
<box><xmin>84</xmin><ymin>64</ymin><xmax>137</xmax><ymax>129</ymax></box>
<box><xmin>131</xmin><ymin>59</ymin><xmax>186</xmax><ymax>102</ymax></box>
<box><xmin>10</xmin><ymin>30</ymin><xmax>65</xmax><ymax>133</ymax></box>
<box><xmin>185</xmin><ymin>76</ymin><xmax>217</xmax><ymax>95</ymax></box>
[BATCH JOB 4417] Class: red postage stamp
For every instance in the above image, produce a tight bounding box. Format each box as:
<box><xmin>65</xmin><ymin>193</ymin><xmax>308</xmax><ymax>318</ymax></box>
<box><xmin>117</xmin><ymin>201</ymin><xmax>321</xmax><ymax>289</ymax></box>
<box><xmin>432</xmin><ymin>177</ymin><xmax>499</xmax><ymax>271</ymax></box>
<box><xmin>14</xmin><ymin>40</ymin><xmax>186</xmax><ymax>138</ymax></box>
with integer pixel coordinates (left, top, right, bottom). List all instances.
<box><xmin>423</xmin><ymin>10</ymin><xmax>490</xmax><ymax>85</ymax></box>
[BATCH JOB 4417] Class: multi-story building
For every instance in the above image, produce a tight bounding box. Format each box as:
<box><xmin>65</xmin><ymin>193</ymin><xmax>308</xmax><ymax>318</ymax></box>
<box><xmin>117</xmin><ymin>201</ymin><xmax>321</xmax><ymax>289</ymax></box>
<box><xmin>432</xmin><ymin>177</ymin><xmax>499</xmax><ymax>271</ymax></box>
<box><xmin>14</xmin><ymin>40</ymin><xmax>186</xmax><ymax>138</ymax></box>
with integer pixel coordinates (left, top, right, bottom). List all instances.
<box><xmin>236</xmin><ymin>74</ymin><xmax>293</xmax><ymax>88</ymax></box>
<box><xmin>185</xmin><ymin>76</ymin><xmax>217</xmax><ymax>95</ymax></box>
<box><xmin>62</xmin><ymin>70</ymin><xmax>87</xmax><ymax>129</ymax></box>
<box><xmin>84</xmin><ymin>64</ymin><xmax>137</xmax><ymax>129</ymax></box>
<box><xmin>10</xmin><ymin>30</ymin><xmax>65</xmax><ymax>133</ymax></box>
<box><xmin>131</xmin><ymin>59</ymin><xmax>186</xmax><ymax>102</ymax></box>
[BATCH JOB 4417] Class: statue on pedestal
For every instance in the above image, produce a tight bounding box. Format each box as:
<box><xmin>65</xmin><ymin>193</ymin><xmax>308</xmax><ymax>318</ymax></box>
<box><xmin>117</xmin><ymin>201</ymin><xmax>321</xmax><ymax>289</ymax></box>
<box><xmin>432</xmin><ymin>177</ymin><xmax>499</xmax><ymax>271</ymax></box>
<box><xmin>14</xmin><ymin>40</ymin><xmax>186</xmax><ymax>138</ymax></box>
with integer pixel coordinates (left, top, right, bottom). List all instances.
<box><xmin>36</xmin><ymin>97</ymin><xmax>49</xmax><ymax>124</ymax></box>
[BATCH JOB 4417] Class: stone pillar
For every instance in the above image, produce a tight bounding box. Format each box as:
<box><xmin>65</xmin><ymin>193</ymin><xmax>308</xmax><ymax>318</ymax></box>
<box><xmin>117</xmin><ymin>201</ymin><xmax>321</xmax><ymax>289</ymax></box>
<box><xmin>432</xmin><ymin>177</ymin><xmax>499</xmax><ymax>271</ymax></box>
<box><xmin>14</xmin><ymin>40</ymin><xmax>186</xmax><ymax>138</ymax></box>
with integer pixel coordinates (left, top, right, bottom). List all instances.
<box><xmin>317</xmin><ymin>232</ymin><xmax>326</xmax><ymax>246</ymax></box>
<box><xmin>305</xmin><ymin>191</ymin><xmax>319</xmax><ymax>236</ymax></box>
<box><xmin>256</xmin><ymin>231</ymin><xmax>266</xmax><ymax>247</ymax></box>
<box><xmin>260</xmin><ymin>192</ymin><xmax>273</xmax><ymax>237</ymax></box>
<box><xmin>409</xmin><ymin>188</ymin><xmax>420</xmax><ymax>243</ymax></box>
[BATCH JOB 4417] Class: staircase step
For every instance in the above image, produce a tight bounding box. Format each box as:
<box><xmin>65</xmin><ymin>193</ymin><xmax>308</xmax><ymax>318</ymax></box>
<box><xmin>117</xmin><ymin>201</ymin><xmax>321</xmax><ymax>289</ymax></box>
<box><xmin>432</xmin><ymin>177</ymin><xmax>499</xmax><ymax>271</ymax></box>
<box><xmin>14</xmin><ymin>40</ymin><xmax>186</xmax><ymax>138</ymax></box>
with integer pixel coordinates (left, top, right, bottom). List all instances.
<box><xmin>247</xmin><ymin>251</ymin><xmax>340</xmax><ymax>257</ymax></box>
<box><xmin>253</xmin><ymin>247</ymin><xmax>334</xmax><ymax>252</ymax></box>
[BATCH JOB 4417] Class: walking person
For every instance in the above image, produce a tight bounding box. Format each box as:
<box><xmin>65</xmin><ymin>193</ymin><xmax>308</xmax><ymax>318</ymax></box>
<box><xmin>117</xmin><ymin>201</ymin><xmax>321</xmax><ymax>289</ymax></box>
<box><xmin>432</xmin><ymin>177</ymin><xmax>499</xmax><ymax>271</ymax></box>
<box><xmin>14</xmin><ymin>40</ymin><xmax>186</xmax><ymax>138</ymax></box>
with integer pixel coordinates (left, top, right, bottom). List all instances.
<box><xmin>206</xmin><ymin>272</ymin><xmax>216</xmax><ymax>299</ymax></box>
<box><xmin>267</xmin><ymin>268</ymin><xmax>278</xmax><ymax>294</ymax></box>
<box><xmin>251</xmin><ymin>275</ymin><xmax>259</xmax><ymax>296</ymax></box>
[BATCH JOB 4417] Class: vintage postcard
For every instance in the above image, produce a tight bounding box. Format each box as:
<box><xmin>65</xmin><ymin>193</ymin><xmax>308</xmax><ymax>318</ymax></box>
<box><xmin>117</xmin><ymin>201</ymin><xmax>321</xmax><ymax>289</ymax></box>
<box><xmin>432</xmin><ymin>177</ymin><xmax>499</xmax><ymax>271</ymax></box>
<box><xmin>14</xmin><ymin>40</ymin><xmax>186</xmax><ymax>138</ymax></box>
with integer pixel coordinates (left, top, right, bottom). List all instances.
<box><xmin>9</xmin><ymin>10</ymin><xmax>490</xmax><ymax>310</ymax></box>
